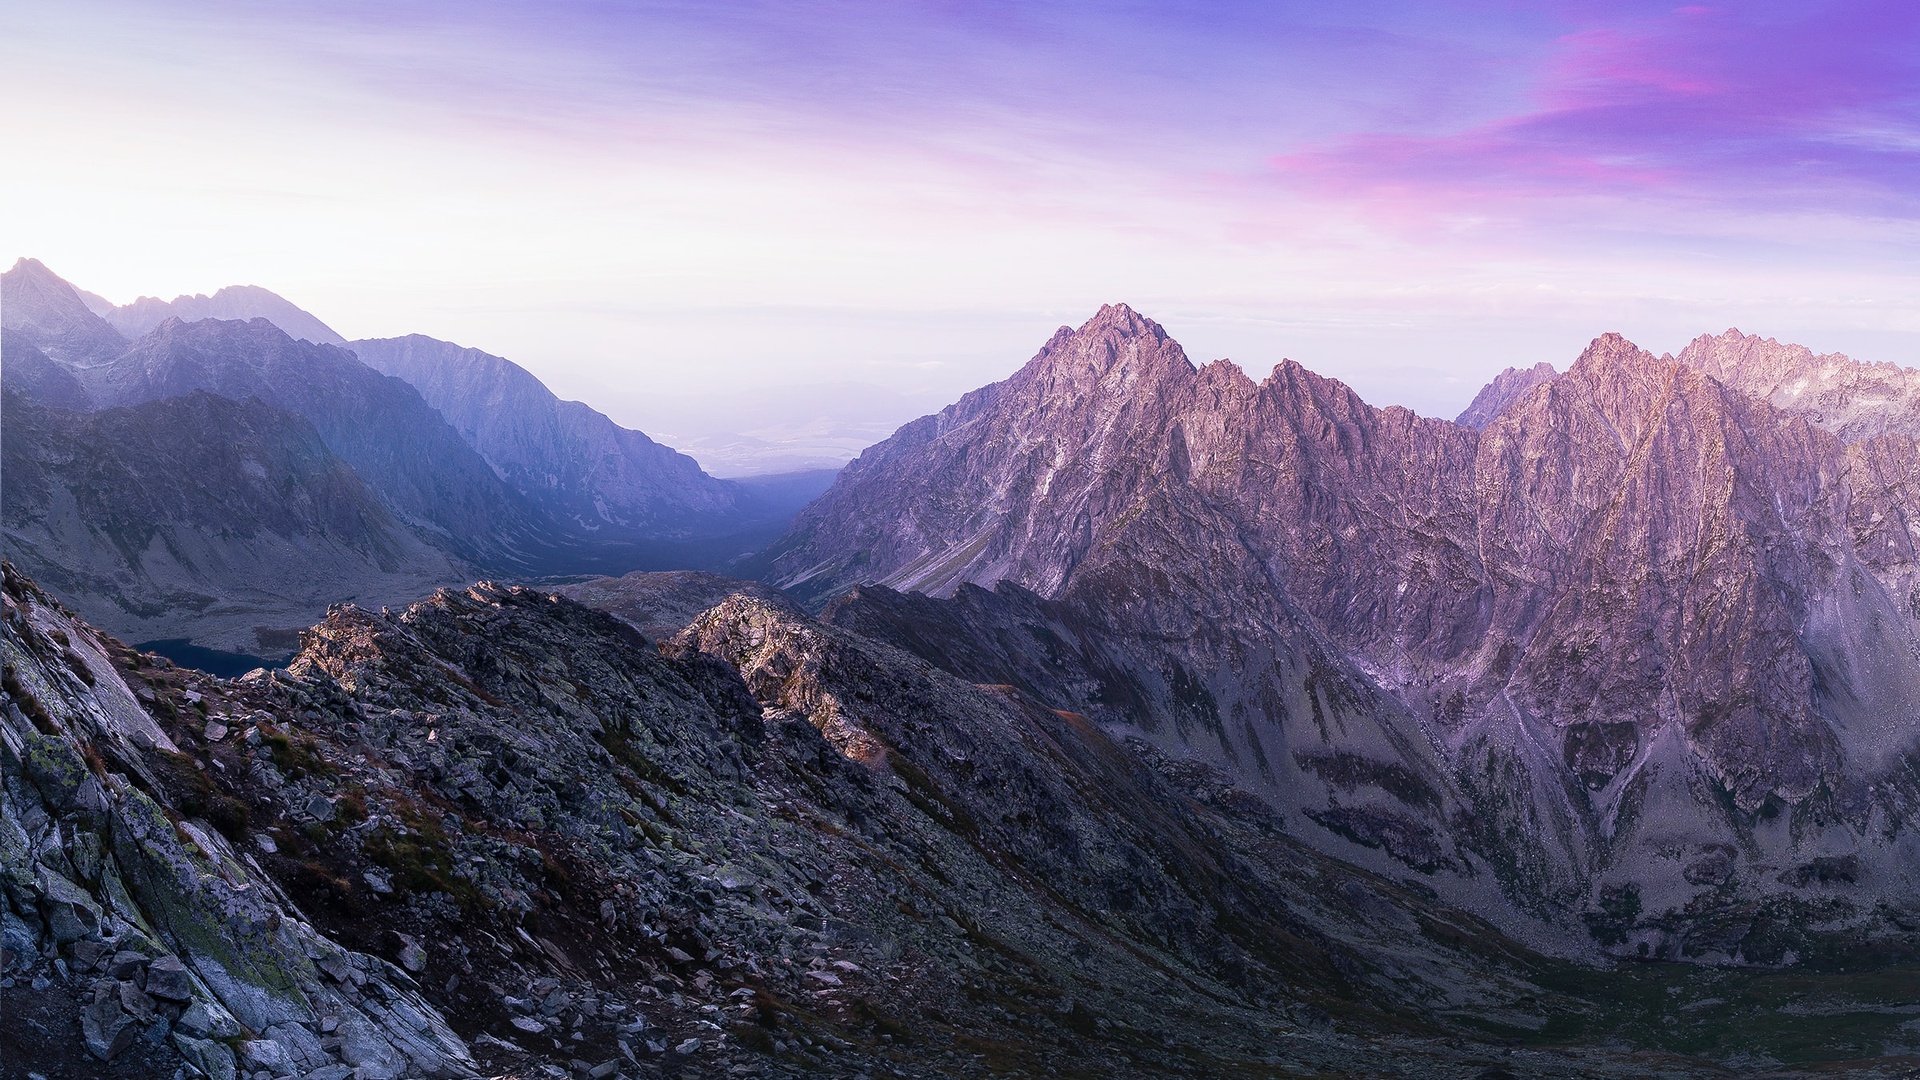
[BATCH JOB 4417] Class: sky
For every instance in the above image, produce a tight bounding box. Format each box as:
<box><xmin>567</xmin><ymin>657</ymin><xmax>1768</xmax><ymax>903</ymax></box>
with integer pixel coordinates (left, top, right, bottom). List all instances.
<box><xmin>6</xmin><ymin>1</ymin><xmax>1920</xmax><ymax>473</ymax></box>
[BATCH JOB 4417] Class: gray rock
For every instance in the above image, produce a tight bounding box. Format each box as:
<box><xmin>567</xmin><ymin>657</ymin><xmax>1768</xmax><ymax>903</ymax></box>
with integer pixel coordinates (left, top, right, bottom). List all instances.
<box><xmin>177</xmin><ymin>997</ymin><xmax>243</xmax><ymax>1040</ymax></box>
<box><xmin>107</xmin><ymin>949</ymin><xmax>149</xmax><ymax>981</ymax></box>
<box><xmin>396</xmin><ymin>941</ymin><xmax>426</xmax><ymax>974</ymax></box>
<box><xmin>174</xmin><ymin>1032</ymin><xmax>239</xmax><ymax>1080</ymax></box>
<box><xmin>238</xmin><ymin>1037</ymin><xmax>297</xmax><ymax>1077</ymax></box>
<box><xmin>144</xmin><ymin>954</ymin><xmax>193</xmax><ymax>1002</ymax></box>
<box><xmin>118</xmin><ymin>979</ymin><xmax>157</xmax><ymax>1024</ymax></box>
<box><xmin>304</xmin><ymin>795</ymin><xmax>336</xmax><ymax>822</ymax></box>
<box><xmin>335</xmin><ymin>1015</ymin><xmax>407</xmax><ymax>1080</ymax></box>
<box><xmin>70</xmin><ymin>938</ymin><xmax>112</xmax><ymax>971</ymax></box>
<box><xmin>81</xmin><ymin>993</ymin><xmax>137</xmax><ymax>1060</ymax></box>
<box><xmin>264</xmin><ymin>1021</ymin><xmax>328</xmax><ymax>1072</ymax></box>
<box><xmin>38</xmin><ymin>870</ymin><xmax>102</xmax><ymax>943</ymax></box>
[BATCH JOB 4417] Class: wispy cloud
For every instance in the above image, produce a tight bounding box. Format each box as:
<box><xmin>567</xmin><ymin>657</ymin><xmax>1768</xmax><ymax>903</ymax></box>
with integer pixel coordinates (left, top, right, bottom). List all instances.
<box><xmin>1268</xmin><ymin>2</ymin><xmax>1920</xmax><ymax>229</ymax></box>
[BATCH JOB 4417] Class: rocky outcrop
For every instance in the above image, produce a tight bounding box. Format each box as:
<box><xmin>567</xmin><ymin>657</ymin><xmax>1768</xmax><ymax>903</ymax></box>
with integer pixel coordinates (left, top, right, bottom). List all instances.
<box><xmin>0</xmin><ymin>565</ymin><xmax>469</xmax><ymax>1078</ymax></box>
<box><xmin>98</xmin><ymin>285</ymin><xmax>348</xmax><ymax>346</ymax></box>
<box><xmin>765</xmin><ymin>305</ymin><xmax>1920</xmax><ymax>959</ymax></box>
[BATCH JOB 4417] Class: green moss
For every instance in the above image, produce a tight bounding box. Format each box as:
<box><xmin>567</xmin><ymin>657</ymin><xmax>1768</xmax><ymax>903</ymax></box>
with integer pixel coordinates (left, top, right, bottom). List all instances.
<box><xmin>20</xmin><ymin>730</ymin><xmax>89</xmax><ymax>806</ymax></box>
<box><xmin>6</xmin><ymin>665</ymin><xmax>61</xmax><ymax>736</ymax></box>
<box><xmin>363</xmin><ymin>801</ymin><xmax>477</xmax><ymax>908</ymax></box>
<box><xmin>258</xmin><ymin>724</ymin><xmax>332</xmax><ymax>780</ymax></box>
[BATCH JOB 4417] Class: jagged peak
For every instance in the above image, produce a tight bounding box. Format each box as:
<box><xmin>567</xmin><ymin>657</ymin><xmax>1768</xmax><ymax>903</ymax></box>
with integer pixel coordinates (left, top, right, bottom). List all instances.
<box><xmin>1565</xmin><ymin>332</ymin><xmax>1669</xmax><ymax>382</ymax></box>
<box><xmin>1016</xmin><ymin>302</ymin><xmax>1194</xmax><ymax>388</ymax></box>
<box><xmin>1259</xmin><ymin>356</ymin><xmax>1368</xmax><ymax>409</ymax></box>
<box><xmin>0</xmin><ymin>256</ymin><xmax>128</xmax><ymax>364</ymax></box>
<box><xmin>1456</xmin><ymin>361</ymin><xmax>1558</xmax><ymax>430</ymax></box>
<box><xmin>104</xmin><ymin>283</ymin><xmax>347</xmax><ymax>346</ymax></box>
<box><xmin>2</xmin><ymin>256</ymin><xmax>88</xmax><ymax>305</ymax></box>
<box><xmin>1080</xmin><ymin>301</ymin><xmax>1166</xmax><ymax>339</ymax></box>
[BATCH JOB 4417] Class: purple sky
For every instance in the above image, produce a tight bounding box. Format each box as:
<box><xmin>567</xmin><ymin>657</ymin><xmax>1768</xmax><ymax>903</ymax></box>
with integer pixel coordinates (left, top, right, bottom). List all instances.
<box><xmin>6</xmin><ymin>1</ymin><xmax>1920</xmax><ymax>472</ymax></box>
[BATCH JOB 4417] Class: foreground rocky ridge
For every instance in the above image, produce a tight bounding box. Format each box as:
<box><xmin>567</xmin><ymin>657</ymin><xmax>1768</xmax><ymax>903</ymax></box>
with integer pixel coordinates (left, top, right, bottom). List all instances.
<box><xmin>27</xmin><ymin>562</ymin><xmax>1914</xmax><ymax>1077</ymax></box>
<box><xmin>765</xmin><ymin>305</ymin><xmax>1920</xmax><ymax>962</ymax></box>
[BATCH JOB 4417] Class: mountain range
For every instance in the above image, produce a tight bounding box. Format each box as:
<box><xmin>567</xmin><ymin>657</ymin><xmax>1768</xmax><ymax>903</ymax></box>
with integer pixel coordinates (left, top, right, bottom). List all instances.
<box><xmin>766</xmin><ymin>303</ymin><xmax>1920</xmax><ymax>964</ymax></box>
<box><xmin>1</xmin><ymin>258</ymin><xmax>832</xmax><ymax>657</ymax></box>
<box><xmin>13</xmin><ymin>279</ymin><xmax>1920</xmax><ymax>1075</ymax></box>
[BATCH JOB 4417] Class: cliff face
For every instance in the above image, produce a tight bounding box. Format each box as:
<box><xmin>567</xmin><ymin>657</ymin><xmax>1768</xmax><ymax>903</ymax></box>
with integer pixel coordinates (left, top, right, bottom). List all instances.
<box><xmin>767</xmin><ymin>306</ymin><xmax>1920</xmax><ymax>955</ymax></box>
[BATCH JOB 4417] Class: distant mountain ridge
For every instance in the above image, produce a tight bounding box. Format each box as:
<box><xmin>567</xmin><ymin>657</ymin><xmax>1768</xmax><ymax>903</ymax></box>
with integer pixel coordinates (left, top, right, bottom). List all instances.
<box><xmin>88</xmin><ymin>283</ymin><xmax>349</xmax><ymax>345</ymax></box>
<box><xmin>0</xmin><ymin>257</ymin><xmax>829</xmax><ymax>653</ymax></box>
<box><xmin>1455</xmin><ymin>360</ymin><xmax>1556</xmax><ymax>428</ymax></box>
<box><xmin>348</xmin><ymin>334</ymin><xmax>742</xmax><ymax>535</ymax></box>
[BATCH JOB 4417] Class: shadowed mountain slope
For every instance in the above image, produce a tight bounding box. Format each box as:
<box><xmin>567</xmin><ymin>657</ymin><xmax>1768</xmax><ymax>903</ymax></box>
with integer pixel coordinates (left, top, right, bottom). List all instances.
<box><xmin>347</xmin><ymin>334</ymin><xmax>743</xmax><ymax>537</ymax></box>
<box><xmin>1</xmin><ymin>389</ymin><xmax>471</xmax><ymax>654</ymax></box>
<box><xmin>77</xmin><ymin>316</ymin><xmax>543</xmax><ymax>568</ymax></box>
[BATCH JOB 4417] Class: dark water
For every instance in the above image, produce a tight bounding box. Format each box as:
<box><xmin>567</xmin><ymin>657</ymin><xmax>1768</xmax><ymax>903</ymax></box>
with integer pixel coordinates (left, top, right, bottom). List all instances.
<box><xmin>135</xmin><ymin>638</ymin><xmax>287</xmax><ymax>679</ymax></box>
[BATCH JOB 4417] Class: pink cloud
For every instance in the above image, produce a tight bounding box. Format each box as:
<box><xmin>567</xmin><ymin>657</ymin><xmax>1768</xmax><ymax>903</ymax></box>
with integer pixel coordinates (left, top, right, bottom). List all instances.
<box><xmin>1269</xmin><ymin>2</ymin><xmax>1920</xmax><ymax>225</ymax></box>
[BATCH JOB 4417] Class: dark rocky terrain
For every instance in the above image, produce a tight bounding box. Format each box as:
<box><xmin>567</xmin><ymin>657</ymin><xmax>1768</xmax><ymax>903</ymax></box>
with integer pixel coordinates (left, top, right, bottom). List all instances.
<box><xmin>765</xmin><ymin>304</ymin><xmax>1920</xmax><ymax>968</ymax></box>
<box><xmin>21</xmin><ymin>561</ymin><xmax>1920</xmax><ymax>1078</ymax></box>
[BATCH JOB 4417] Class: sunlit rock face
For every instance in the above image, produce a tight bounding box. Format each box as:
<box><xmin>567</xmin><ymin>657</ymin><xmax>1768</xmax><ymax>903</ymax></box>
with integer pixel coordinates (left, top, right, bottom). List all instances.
<box><xmin>768</xmin><ymin>304</ymin><xmax>1920</xmax><ymax>960</ymax></box>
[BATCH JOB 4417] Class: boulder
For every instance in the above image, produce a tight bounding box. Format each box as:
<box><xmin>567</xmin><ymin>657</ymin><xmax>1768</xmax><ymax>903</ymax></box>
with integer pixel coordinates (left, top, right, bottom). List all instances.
<box><xmin>81</xmin><ymin>994</ymin><xmax>136</xmax><ymax>1060</ymax></box>
<box><xmin>145</xmin><ymin>954</ymin><xmax>194</xmax><ymax>1002</ymax></box>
